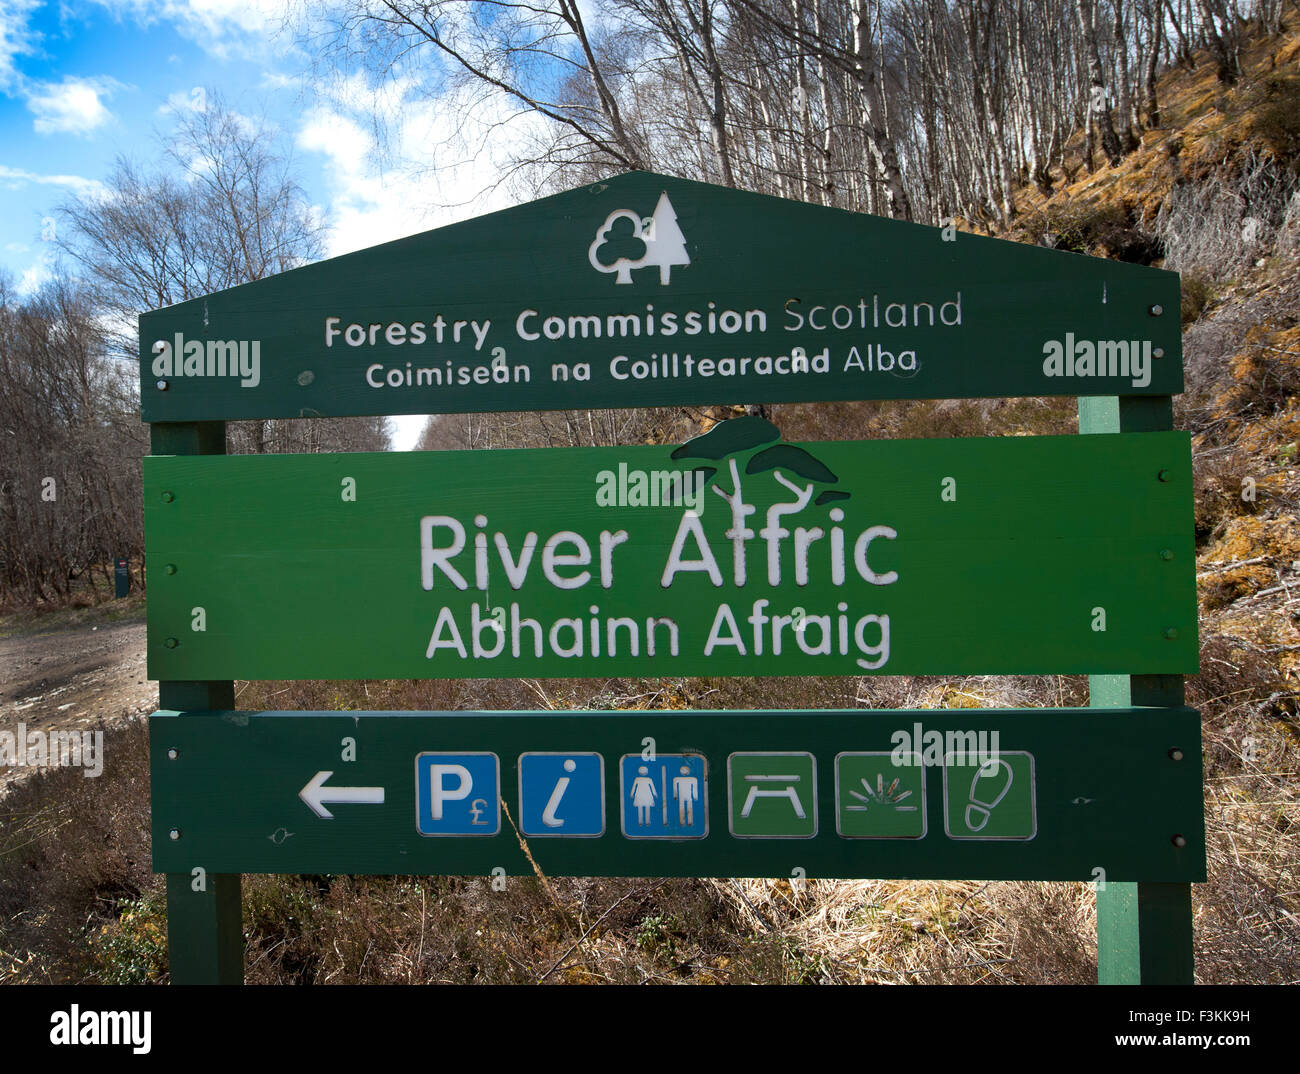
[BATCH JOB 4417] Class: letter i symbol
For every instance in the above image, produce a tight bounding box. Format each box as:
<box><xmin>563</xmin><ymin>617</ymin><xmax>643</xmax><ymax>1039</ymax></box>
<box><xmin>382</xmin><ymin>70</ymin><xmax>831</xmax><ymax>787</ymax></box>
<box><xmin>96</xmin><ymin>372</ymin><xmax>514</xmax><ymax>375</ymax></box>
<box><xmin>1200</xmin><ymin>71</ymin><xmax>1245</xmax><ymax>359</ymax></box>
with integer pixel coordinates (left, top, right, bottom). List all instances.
<box><xmin>542</xmin><ymin>759</ymin><xmax>575</xmax><ymax>828</ymax></box>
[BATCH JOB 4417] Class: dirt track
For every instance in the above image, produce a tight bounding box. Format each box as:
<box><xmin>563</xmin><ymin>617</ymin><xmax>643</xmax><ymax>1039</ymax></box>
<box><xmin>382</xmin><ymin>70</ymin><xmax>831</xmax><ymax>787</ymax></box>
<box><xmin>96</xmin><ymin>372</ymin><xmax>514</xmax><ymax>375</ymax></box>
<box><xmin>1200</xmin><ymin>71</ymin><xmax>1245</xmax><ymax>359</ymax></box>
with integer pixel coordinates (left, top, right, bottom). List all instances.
<box><xmin>0</xmin><ymin>619</ymin><xmax>153</xmax><ymax>790</ymax></box>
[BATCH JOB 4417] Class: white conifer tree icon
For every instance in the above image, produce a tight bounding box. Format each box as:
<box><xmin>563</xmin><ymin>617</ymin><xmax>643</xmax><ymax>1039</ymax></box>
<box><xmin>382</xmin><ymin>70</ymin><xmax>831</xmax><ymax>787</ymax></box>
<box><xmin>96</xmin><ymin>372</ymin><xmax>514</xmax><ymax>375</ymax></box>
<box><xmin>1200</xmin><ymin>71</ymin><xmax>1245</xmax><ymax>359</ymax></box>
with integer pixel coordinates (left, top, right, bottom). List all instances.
<box><xmin>640</xmin><ymin>192</ymin><xmax>690</xmax><ymax>284</ymax></box>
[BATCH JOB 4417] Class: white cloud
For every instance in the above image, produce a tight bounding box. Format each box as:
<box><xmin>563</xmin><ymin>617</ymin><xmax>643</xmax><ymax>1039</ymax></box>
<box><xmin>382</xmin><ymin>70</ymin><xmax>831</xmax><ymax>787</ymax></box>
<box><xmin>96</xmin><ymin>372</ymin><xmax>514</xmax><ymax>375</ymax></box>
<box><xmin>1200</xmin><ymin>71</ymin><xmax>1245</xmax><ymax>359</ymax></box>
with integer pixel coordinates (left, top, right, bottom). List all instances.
<box><xmin>157</xmin><ymin>86</ymin><xmax>211</xmax><ymax>116</ymax></box>
<box><xmin>259</xmin><ymin>70</ymin><xmax>298</xmax><ymax>91</ymax></box>
<box><xmin>26</xmin><ymin>76</ymin><xmax>122</xmax><ymax>136</ymax></box>
<box><xmin>0</xmin><ymin>163</ymin><xmax>108</xmax><ymax>199</ymax></box>
<box><xmin>92</xmin><ymin>0</ymin><xmax>303</xmax><ymax>62</ymax></box>
<box><xmin>296</xmin><ymin>78</ymin><xmax>545</xmax><ymax>259</ymax></box>
<box><xmin>0</xmin><ymin>0</ymin><xmax>40</xmax><ymax>91</ymax></box>
<box><xmin>574</xmin><ymin>0</ymin><xmax>624</xmax><ymax>38</ymax></box>
<box><xmin>16</xmin><ymin>250</ymin><xmax>53</xmax><ymax>296</ymax></box>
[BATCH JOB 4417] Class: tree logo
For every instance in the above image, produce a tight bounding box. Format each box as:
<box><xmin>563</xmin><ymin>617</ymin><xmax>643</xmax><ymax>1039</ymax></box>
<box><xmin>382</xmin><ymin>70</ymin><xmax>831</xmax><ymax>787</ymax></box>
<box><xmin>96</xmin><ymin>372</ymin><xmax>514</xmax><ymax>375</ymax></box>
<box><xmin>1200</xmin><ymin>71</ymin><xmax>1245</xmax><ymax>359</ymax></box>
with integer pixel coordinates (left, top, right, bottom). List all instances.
<box><xmin>588</xmin><ymin>192</ymin><xmax>689</xmax><ymax>285</ymax></box>
<box><xmin>668</xmin><ymin>415</ymin><xmax>851</xmax><ymax>510</ymax></box>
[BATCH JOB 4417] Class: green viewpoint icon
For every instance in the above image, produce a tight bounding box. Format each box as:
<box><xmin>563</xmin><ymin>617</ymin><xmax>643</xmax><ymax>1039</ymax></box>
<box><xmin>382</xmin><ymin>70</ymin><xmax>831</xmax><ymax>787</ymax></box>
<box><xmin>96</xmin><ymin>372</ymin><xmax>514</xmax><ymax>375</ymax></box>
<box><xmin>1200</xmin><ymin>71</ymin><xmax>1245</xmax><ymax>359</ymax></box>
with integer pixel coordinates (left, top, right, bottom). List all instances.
<box><xmin>835</xmin><ymin>753</ymin><xmax>926</xmax><ymax>838</ymax></box>
<box><xmin>727</xmin><ymin>752</ymin><xmax>818</xmax><ymax>838</ymax></box>
<box><xmin>942</xmin><ymin>751</ymin><xmax>1037</xmax><ymax>840</ymax></box>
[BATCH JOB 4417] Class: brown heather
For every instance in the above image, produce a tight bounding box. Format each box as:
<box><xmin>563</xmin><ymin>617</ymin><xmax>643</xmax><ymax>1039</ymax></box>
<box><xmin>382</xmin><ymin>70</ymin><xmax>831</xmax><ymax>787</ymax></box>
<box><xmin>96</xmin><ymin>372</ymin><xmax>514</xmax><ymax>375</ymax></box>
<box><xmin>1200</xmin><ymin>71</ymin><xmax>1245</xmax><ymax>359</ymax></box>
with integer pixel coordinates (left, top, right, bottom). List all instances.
<box><xmin>2</xmin><ymin>11</ymin><xmax>1299</xmax><ymax>986</ymax></box>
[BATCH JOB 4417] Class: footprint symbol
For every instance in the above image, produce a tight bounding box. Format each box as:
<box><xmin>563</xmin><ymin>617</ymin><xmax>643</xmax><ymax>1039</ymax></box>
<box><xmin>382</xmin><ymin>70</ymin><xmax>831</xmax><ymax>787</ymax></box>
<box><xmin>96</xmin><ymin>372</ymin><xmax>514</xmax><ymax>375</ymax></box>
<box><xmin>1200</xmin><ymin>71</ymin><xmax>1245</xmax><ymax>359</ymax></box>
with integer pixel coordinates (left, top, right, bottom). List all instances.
<box><xmin>965</xmin><ymin>759</ymin><xmax>1013</xmax><ymax>832</ymax></box>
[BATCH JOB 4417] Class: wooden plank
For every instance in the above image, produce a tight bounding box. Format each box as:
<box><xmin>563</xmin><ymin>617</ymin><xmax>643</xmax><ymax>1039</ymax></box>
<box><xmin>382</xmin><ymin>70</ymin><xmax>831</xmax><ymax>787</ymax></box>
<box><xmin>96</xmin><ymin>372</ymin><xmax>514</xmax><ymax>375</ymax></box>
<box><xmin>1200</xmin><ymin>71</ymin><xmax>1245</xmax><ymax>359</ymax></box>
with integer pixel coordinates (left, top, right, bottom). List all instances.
<box><xmin>164</xmin><ymin>872</ymin><xmax>243</xmax><ymax>986</ymax></box>
<box><xmin>149</xmin><ymin>707</ymin><xmax>1206</xmax><ymax>882</ymax></box>
<box><xmin>1096</xmin><ymin>880</ymin><xmax>1196</xmax><ymax>985</ymax></box>
<box><xmin>150</xmin><ymin>421</ymin><xmax>244</xmax><ymax>987</ymax></box>
<box><xmin>143</xmin><ymin>430</ymin><xmax>1199</xmax><ymax>681</ymax></box>
<box><xmin>1081</xmin><ymin>394</ymin><xmax>1195</xmax><ymax>985</ymax></box>
<box><xmin>138</xmin><ymin>171</ymin><xmax>1182</xmax><ymax>423</ymax></box>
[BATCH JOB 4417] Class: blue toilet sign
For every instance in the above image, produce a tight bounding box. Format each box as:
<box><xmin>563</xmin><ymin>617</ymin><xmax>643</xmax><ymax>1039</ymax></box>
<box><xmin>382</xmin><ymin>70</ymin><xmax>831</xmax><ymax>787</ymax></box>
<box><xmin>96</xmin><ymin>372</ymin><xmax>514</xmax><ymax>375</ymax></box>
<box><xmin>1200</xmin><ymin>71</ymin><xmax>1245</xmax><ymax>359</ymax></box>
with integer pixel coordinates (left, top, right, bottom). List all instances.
<box><xmin>620</xmin><ymin>754</ymin><xmax>708</xmax><ymax>839</ymax></box>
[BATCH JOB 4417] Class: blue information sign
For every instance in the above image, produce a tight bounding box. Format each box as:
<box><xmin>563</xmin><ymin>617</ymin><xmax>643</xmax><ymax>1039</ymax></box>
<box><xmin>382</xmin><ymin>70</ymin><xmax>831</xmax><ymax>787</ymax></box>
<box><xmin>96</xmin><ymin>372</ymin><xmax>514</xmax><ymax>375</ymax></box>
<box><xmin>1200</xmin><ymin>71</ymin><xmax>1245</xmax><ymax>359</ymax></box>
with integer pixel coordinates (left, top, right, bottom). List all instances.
<box><xmin>518</xmin><ymin>752</ymin><xmax>605</xmax><ymax>837</ymax></box>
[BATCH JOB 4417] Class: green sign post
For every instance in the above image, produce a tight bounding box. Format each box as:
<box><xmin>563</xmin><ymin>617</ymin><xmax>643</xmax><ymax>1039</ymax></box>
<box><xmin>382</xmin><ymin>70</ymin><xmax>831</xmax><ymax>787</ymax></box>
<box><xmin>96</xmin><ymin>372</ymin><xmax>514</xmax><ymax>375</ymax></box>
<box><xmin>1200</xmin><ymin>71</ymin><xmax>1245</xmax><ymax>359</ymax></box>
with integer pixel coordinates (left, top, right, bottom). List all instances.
<box><xmin>141</xmin><ymin>170</ymin><xmax>1200</xmax><ymax>985</ymax></box>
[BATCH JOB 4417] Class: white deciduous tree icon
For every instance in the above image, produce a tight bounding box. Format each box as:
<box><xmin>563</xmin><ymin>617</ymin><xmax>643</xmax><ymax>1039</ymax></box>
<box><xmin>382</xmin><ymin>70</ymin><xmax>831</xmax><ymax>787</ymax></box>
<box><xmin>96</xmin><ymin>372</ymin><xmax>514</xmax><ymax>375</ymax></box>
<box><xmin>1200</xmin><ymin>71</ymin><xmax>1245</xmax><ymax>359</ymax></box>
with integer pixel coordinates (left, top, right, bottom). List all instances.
<box><xmin>588</xmin><ymin>209</ymin><xmax>647</xmax><ymax>283</ymax></box>
<box><xmin>588</xmin><ymin>193</ymin><xmax>689</xmax><ymax>285</ymax></box>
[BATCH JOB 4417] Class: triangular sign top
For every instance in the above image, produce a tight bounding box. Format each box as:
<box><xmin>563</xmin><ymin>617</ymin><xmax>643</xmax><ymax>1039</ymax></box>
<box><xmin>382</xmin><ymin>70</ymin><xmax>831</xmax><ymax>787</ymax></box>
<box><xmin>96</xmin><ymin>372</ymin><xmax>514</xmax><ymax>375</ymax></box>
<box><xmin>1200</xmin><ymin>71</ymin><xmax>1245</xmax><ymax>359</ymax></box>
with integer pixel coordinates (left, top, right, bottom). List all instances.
<box><xmin>139</xmin><ymin>170</ymin><xmax>1181</xmax><ymax>423</ymax></box>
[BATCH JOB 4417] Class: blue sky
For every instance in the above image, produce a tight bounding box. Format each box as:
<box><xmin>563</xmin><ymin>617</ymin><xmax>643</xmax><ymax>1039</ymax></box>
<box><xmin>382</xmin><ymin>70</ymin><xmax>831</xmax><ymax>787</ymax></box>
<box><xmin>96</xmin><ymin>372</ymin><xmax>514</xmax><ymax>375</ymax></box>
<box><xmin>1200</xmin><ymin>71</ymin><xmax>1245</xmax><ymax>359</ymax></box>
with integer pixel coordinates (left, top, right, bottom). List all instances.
<box><xmin>0</xmin><ymin>0</ymin><xmax>533</xmax><ymax>446</ymax></box>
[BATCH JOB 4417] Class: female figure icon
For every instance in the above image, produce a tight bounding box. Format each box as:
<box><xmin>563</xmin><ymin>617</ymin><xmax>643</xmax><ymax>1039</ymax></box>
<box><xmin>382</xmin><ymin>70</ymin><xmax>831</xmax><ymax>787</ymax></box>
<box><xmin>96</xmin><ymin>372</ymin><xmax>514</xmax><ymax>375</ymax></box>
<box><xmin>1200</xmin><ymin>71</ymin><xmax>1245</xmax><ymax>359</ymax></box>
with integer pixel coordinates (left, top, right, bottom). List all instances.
<box><xmin>630</xmin><ymin>765</ymin><xmax>658</xmax><ymax>825</ymax></box>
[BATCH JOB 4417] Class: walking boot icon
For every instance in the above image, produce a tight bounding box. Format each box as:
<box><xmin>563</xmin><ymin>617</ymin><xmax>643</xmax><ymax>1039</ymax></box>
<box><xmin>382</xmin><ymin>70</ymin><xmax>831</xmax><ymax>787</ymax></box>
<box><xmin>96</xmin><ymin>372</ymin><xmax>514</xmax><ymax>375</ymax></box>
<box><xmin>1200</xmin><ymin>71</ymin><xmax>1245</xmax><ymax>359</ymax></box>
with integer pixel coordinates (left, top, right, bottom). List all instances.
<box><xmin>965</xmin><ymin>758</ymin><xmax>1014</xmax><ymax>833</ymax></box>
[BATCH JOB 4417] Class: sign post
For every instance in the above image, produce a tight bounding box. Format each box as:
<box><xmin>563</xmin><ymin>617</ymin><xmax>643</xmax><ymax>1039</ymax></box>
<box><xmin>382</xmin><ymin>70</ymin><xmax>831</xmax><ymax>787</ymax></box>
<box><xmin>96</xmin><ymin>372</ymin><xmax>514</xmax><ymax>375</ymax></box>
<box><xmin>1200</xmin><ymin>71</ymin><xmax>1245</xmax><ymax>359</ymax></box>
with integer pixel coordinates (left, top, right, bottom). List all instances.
<box><xmin>150</xmin><ymin>421</ymin><xmax>243</xmax><ymax>985</ymax></box>
<box><xmin>140</xmin><ymin>171</ymin><xmax>1201</xmax><ymax>985</ymax></box>
<box><xmin>1081</xmin><ymin>394</ymin><xmax>1195</xmax><ymax>983</ymax></box>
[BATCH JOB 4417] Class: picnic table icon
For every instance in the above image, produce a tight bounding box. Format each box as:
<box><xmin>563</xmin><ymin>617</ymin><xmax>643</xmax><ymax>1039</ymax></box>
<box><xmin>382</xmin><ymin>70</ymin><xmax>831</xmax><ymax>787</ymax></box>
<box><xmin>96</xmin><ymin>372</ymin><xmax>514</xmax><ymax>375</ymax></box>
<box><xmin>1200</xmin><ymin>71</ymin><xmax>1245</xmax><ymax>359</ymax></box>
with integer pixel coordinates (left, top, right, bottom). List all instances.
<box><xmin>739</xmin><ymin>773</ymin><xmax>807</xmax><ymax>819</ymax></box>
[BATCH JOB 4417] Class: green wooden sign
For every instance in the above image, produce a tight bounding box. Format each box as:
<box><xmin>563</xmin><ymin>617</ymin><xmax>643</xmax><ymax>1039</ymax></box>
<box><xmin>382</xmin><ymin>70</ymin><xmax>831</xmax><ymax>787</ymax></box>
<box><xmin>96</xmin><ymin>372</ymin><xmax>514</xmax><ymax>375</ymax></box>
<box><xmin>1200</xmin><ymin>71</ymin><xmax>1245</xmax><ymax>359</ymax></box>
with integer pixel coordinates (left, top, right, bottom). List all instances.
<box><xmin>144</xmin><ymin>426</ymin><xmax>1197</xmax><ymax>681</ymax></box>
<box><xmin>149</xmin><ymin>707</ymin><xmax>1205</xmax><ymax>881</ymax></box>
<box><xmin>137</xmin><ymin>168</ymin><xmax>1203</xmax><ymax>986</ymax></box>
<box><xmin>138</xmin><ymin>171</ymin><xmax>1182</xmax><ymax>423</ymax></box>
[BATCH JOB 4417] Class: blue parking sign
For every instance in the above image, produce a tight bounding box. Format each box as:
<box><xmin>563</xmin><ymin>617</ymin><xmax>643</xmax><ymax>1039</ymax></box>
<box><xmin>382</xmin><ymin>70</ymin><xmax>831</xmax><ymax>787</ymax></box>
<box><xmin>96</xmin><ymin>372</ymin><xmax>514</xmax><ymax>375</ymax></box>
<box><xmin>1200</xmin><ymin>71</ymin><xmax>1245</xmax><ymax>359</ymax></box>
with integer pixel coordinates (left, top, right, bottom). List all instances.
<box><xmin>518</xmin><ymin>753</ymin><xmax>605</xmax><ymax>837</ymax></box>
<box><xmin>620</xmin><ymin>755</ymin><xmax>708</xmax><ymax>839</ymax></box>
<box><xmin>415</xmin><ymin>752</ymin><xmax>500</xmax><ymax>836</ymax></box>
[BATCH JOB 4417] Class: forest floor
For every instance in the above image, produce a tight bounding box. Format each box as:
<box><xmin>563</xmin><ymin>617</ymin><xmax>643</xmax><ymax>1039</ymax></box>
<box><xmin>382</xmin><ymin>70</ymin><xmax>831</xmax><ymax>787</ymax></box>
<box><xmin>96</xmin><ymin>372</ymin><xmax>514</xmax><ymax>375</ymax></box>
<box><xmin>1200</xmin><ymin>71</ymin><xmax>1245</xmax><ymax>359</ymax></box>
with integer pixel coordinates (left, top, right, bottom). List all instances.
<box><xmin>0</xmin><ymin>602</ymin><xmax>150</xmax><ymax>793</ymax></box>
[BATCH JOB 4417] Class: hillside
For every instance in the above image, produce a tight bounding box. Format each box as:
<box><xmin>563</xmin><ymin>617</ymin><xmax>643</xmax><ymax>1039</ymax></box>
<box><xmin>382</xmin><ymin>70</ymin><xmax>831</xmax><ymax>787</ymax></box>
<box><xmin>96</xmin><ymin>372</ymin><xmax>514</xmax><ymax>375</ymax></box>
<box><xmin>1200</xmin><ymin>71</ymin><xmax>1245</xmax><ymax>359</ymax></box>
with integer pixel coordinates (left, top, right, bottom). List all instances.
<box><xmin>968</xmin><ymin>13</ymin><xmax>1300</xmax><ymax>981</ymax></box>
<box><xmin>679</xmin><ymin>18</ymin><xmax>1300</xmax><ymax>983</ymax></box>
<box><xmin>3</xmin><ymin>13</ymin><xmax>1298</xmax><ymax>986</ymax></box>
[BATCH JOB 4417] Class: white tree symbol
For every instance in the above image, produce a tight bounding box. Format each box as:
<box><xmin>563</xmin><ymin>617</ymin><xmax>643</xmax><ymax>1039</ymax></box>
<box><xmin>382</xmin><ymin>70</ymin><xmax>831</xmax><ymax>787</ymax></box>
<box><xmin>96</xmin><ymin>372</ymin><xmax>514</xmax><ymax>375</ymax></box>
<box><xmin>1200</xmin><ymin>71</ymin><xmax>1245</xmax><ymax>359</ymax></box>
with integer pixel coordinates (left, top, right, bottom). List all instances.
<box><xmin>588</xmin><ymin>193</ymin><xmax>689</xmax><ymax>285</ymax></box>
<box><xmin>588</xmin><ymin>209</ymin><xmax>647</xmax><ymax>284</ymax></box>
<box><xmin>640</xmin><ymin>192</ymin><xmax>690</xmax><ymax>284</ymax></box>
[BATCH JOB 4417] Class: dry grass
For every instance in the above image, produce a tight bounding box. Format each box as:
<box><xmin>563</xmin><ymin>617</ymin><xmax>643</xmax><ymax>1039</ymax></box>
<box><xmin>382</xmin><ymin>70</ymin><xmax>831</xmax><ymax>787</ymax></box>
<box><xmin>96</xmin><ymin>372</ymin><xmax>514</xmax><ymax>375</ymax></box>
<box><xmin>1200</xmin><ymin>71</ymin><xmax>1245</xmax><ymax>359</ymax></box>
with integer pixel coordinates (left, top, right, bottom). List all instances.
<box><xmin>1197</xmin><ymin>715</ymin><xmax>1300</xmax><ymax>984</ymax></box>
<box><xmin>0</xmin><ymin>717</ymin><xmax>152</xmax><ymax>983</ymax></box>
<box><xmin>1005</xmin><ymin>10</ymin><xmax>1300</xmax><ymax>287</ymax></box>
<box><xmin>3</xmin><ymin>14</ymin><xmax>1300</xmax><ymax>987</ymax></box>
<box><xmin>0</xmin><ymin>587</ymin><xmax>146</xmax><ymax>641</ymax></box>
<box><xmin>713</xmin><ymin>876</ymin><xmax>1095</xmax><ymax>984</ymax></box>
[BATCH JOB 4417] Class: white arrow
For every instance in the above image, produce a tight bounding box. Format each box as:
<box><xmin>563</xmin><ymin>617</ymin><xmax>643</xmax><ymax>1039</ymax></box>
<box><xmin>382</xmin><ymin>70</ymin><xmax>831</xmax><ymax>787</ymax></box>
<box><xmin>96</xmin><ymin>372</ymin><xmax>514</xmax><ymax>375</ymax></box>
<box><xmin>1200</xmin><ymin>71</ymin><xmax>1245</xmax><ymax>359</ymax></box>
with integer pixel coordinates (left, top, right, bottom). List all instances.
<box><xmin>299</xmin><ymin>770</ymin><xmax>385</xmax><ymax>819</ymax></box>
